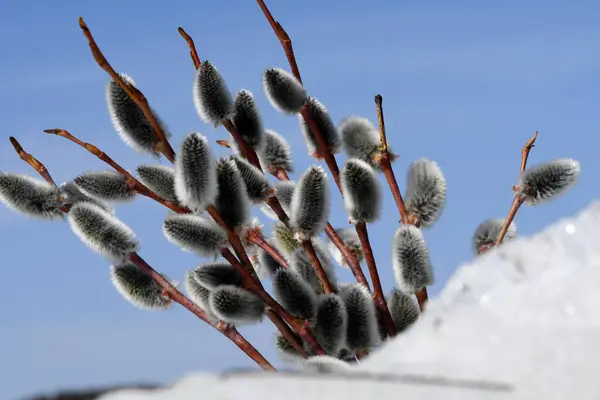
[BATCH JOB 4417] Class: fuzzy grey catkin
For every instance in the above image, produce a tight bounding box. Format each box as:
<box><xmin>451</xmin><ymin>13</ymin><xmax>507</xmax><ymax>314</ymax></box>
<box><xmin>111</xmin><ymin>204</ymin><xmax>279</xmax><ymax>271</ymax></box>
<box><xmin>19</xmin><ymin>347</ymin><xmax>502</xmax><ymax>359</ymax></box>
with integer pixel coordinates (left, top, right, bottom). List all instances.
<box><xmin>299</xmin><ymin>97</ymin><xmax>342</xmax><ymax>157</ymax></box>
<box><xmin>192</xmin><ymin>262</ymin><xmax>242</xmax><ymax>290</ymax></box>
<box><xmin>106</xmin><ymin>74</ymin><xmax>172</xmax><ymax>154</ymax></box>
<box><xmin>387</xmin><ymin>289</ymin><xmax>420</xmax><ymax>333</ymax></box>
<box><xmin>275</xmin><ymin>333</ymin><xmax>302</xmax><ymax>360</ymax></box>
<box><xmin>184</xmin><ymin>270</ymin><xmax>217</xmax><ymax>321</ymax></box>
<box><xmin>303</xmin><ymin>356</ymin><xmax>352</xmax><ymax>374</ymax></box>
<box><xmin>60</xmin><ymin>181</ymin><xmax>111</xmax><ymax>212</ymax></box>
<box><xmin>392</xmin><ymin>225</ymin><xmax>434</xmax><ymax>293</ymax></box>
<box><xmin>339</xmin><ymin>116</ymin><xmax>382</xmax><ymax>168</ymax></box>
<box><xmin>110</xmin><ymin>262</ymin><xmax>172</xmax><ymax>310</ymax></box>
<box><xmin>262</xmin><ymin>67</ymin><xmax>307</xmax><ymax>114</ymax></box>
<box><xmin>327</xmin><ymin>228</ymin><xmax>363</xmax><ymax>268</ymax></box>
<box><xmin>313</xmin><ymin>294</ymin><xmax>348</xmax><ymax>356</ymax></box>
<box><xmin>341</xmin><ymin>159</ymin><xmax>382</xmax><ymax>223</ymax></box>
<box><xmin>193</xmin><ymin>61</ymin><xmax>233</xmax><ymax>126</ymax></box>
<box><xmin>273</xmin><ymin>268</ymin><xmax>318</xmax><ymax>320</ymax></box>
<box><xmin>404</xmin><ymin>158</ymin><xmax>447</xmax><ymax>228</ymax></box>
<box><xmin>341</xmin><ymin>284</ymin><xmax>380</xmax><ymax>351</ymax></box>
<box><xmin>136</xmin><ymin>164</ymin><xmax>178</xmax><ymax>203</ymax></box>
<box><xmin>208</xmin><ymin>285</ymin><xmax>265</xmax><ymax>325</ymax></box>
<box><xmin>74</xmin><ymin>171</ymin><xmax>136</xmax><ymax>203</ymax></box>
<box><xmin>214</xmin><ymin>157</ymin><xmax>251</xmax><ymax>228</ymax></box>
<box><xmin>174</xmin><ymin>132</ymin><xmax>218</xmax><ymax>212</ymax></box>
<box><xmin>163</xmin><ymin>214</ymin><xmax>227</xmax><ymax>257</ymax></box>
<box><xmin>290</xmin><ymin>166</ymin><xmax>330</xmax><ymax>239</ymax></box>
<box><xmin>472</xmin><ymin>218</ymin><xmax>517</xmax><ymax>255</ymax></box>
<box><xmin>68</xmin><ymin>202</ymin><xmax>139</xmax><ymax>264</ymax></box>
<box><xmin>289</xmin><ymin>243</ymin><xmax>337</xmax><ymax>294</ymax></box>
<box><xmin>517</xmin><ymin>158</ymin><xmax>580</xmax><ymax>205</ymax></box>
<box><xmin>261</xmin><ymin>180</ymin><xmax>295</xmax><ymax>220</ymax></box>
<box><xmin>273</xmin><ymin>222</ymin><xmax>301</xmax><ymax>256</ymax></box>
<box><xmin>232</xmin><ymin>89</ymin><xmax>264</xmax><ymax>149</ymax></box>
<box><xmin>230</xmin><ymin>156</ymin><xmax>270</xmax><ymax>203</ymax></box>
<box><xmin>0</xmin><ymin>173</ymin><xmax>63</xmax><ymax>219</ymax></box>
<box><xmin>257</xmin><ymin>129</ymin><xmax>294</xmax><ymax>173</ymax></box>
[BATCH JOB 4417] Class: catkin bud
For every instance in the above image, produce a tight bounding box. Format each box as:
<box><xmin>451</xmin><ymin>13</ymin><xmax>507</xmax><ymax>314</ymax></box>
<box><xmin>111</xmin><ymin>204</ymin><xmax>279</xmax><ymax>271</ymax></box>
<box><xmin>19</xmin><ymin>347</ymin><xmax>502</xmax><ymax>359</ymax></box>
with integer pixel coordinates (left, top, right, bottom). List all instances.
<box><xmin>327</xmin><ymin>228</ymin><xmax>363</xmax><ymax>268</ymax></box>
<box><xmin>74</xmin><ymin>171</ymin><xmax>136</xmax><ymax>203</ymax></box>
<box><xmin>110</xmin><ymin>262</ymin><xmax>172</xmax><ymax>310</ymax></box>
<box><xmin>392</xmin><ymin>225</ymin><xmax>434</xmax><ymax>293</ymax></box>
<box><xmin>472</xmin><ymin>218</ymin><xmax>517</xmax><ymax>255</ymax></box>
<box><xmin>191</xmin><ymin>262</ymin><xmax>242</xmax><ymax>290</ymax></box>
<box><xmin>387</xmin><ymin>289</ymin><xmax>419</xmax><ymax>333</ymax></box>
<box><xmin>262</xmin><ymin>68</ymin><xmax>307</xmax><ymax>114</ymax></box>
<box><xmin>313</xmin><ymin>294</ymin><xmax>348</xmax><ymax>356</ymax></box>
<box><xmin>68</xmin><ymin>202</ymin><xmax>139</xmax><ymax>264</ymax></box>
<box><xmin>232</xmin><ymin>89</ymin><xmax>264</xmax><ymax>150</ymax></box>
<box><xmin>517</xmin><ymin>158</ymin><xmax>580</xmax><ymax>205</ymax></box>
<box><xmin>163</xmin><ymin>214</ymin><xmax>227</xmax><ymax>257</ymax></box>
<box><xmin>184</xmin><ymin>270</ymin><xmax>217</xmax><ymax>322</ymax></box>
<box><xmin>405</xmin><ymin>158</ymin><xmax>447</xmax><ymax>228</ymax></box>
<box><xmin>299</xmin><ymin>97</ymin><xmax>342</xmax><ymax>157</ymax></box>
<box><xmin>303</xmin><ymin>356</ymin><xmax>352</xmax><ymax>374</ymax></box>
<box><xmin>257</xmin><ymin>129</ymin><xmax>293</xmax><ymax>173</ymax></box>
<box><xmin>214</xmin><ymin>157</ymin><xmax>251</xmax><ymax>228</ymax></box>
<box><xmin>340</xmin><ymin>284</ymin><xmax>380</xmax><ymax>351</ymax></box>
<box><xmin>340</xmin><ymin>159</ymin><xmax>382</xmax><ymax>223</ymax></box>
<box><xmin>60</xmin><ymin>181</ymin><xmax>111</xmax><ymax>212</ymax></box>
<box><xmin>106</xmin><ymin>74</ymin><xmax>172</xmax><ymax>154</ymax></box>
<box><xmin>339</xmin><ymin>116</ymin><xmax>382</xmax><ymax>168</ymax></box>
<box><xmin>230</xmin><ymin>156</ymin><xmax>270</xmax><ymax>204</ymax></box>
<box><xmin>193</xmin><ymin>61</ymin><xmax>233</xmax><ymax>126</ymax></box>
<box><xmin>273</xmin><ymin>268</ymin><xmax>318</xmax><ymax>320</ymax></box>
<box><xmin>174</xmin><ymin>132</ymin><xmax>218</xmax><ymax>212</ymax></box>
<box><xmin>208</xmin><ymin>285</ymin><xmax>265</xmax><ymax>325</ymax></box>
<box><xmin>0</xmin><ymin>173</ymin><xmax>63</xmax><ymax>219</ymax></box>
<box><xmin>273</xmin><ymin>222</ymin><xmax>301</xmax><ymax>256</ymax></box>
<box><xmin>136</xmin><ymin>164</ymin><xmax>178</xmax><ymax>204</ymax></box>
<box><xmin>290</xmin><ymin>166</ymin><xmax>330</xmax><ymax>239</ymax></box>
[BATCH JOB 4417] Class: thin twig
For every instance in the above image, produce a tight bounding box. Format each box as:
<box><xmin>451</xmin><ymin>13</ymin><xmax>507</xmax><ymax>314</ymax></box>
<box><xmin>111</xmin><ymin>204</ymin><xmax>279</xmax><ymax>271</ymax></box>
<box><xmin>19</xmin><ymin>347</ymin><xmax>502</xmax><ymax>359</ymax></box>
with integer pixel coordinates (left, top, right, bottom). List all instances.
<box><xmin>266</xmin><ymin>309</ymin><xmax>308</xmax><ymax>358</ymax></box>
<box><xmin>247</xmin><ymin>229</ymin><xmax>289</xmax><ymax>268</ymax></box>
<box><xmin>9</xmin><ymin>137</ymin><xmax>59</xmax><ymax>189</ymax></box>
<box><xmin>221</xmin><ymin>119</ymin><xmax>264</xmax><ymax>173</ymax></box>
<box><xmin>354</xmin><ymin>221</ymin><xmax>396</xmax><ymax>337</ymax></box>
<box><xmin>520</xmin><ymin>131</ymin><xmax>538</xmax><ymax>174</ymax></box>
<box><xmin>177</xmin><ymin>27</ymin><xmax>201</xmax><ymax>69</ymax></box>
<box><xmin>302</xmin><ymin>240</ymin><xmax>335</xmax><ymax>294</ymax></box>
<box><xmin>78</xmin><ymin>17</ymin><xmax>176</xmax><ymax>163</ymax></box>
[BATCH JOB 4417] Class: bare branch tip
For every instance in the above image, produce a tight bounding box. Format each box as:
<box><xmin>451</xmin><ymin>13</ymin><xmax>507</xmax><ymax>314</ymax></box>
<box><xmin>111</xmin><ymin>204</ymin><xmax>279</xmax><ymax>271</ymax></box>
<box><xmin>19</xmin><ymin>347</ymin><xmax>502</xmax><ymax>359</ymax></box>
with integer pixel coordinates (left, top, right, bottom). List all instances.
<box><xmin>374</xmin><ymin>94</ymin><xmax>383</xmax><ymax>106</ymax></box>
<box><xmin>43</xmin><ymin>128</ymin><xmax>62</xmax><ymax>135</ymax></box>
<box><xmin>9</xmin><ymin>136</ymin><xmax>23</xmax><ymax>153</ymax></box>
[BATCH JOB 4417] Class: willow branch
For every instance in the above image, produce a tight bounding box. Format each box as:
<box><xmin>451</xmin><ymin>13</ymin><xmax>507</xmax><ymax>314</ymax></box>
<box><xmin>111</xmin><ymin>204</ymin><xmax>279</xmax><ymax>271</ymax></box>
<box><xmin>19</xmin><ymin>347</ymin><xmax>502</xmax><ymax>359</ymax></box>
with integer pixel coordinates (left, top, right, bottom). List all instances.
<box><xmin>9</xmin><ymin>137</ymin><xmax>59</xmax><ymax>190</ymax></box>
<box><xmin>78</xmin><ymin>17</ymin><xmax>176</xmax><ymax>163</ymax></box>
<box><xmin>247</xmin><ymin>229</ymin><xmax>289</xmax><ymax>268</ymax></box>
<box><xmin>177</xmin><ymin>27</ymin><xmax>200</xmax><ymax>69</ymax></box>
<box><xmin>520</xmin><ymin>131</ymin><xmax>538</xmax><ymax>174</ymax></box>
<box><xmin>266</xmin><ymin>309</ymin><xmax>308</xmax><ymax>358</ymax></box>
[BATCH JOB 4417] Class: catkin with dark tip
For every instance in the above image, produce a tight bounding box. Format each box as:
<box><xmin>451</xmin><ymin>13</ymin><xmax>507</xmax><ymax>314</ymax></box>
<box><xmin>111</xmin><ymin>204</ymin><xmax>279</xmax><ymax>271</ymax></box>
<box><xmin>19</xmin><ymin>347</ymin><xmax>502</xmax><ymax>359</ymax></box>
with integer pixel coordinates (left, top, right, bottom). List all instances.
<box><xmin>472</xmin><ymin>218</ymin><xmax>517</xmax><ymax>255</ymax></box>
<box><xmin>341</xmin><ymin>284</ymin><xmax>380</xmax><ymax>351</ymax></box>
<box><xmin>193</xmin><ymin>61</ymin><xmax>233</xmax><ymax>126</ymax></box>
<box><xmin>517</xmin><ymin>158</ymin><xmax>580</xmax><ymax>205</ymax></box>
<box><xmin>387</xmin><ymin>289</ymin><xmax>420</xmax><ymax>333</ymax></box>
<box><xmin>74</xmin><ymin>171</ymin><xmax>136</xmax><ymax>203</ymax></box>
<box><xmin>0</xmin><ymin>173</ymin><xmax>63</xmax><ymax>219</ymax></box>
<box><xmin>232</xmin><ymin>89</ymin><xmax>264</xmax><ymax>149</ymax></box>
<box><xmin>313</xmin><ymin>294</ymin><xmax>348</xmax><ymax>356</ymax></box>
<box><xmin>290</xmin><ymin>166</ymin><xmax>330</xmax><ymax>239</ymax></box>
<box><xmin>214</xmin><ymin>157</ymin><xmax>251</xmax><ymax>228</ymax></box>
<box><xmin>404</xmin><ymin>158</ymin><xmax>447</xmax><ymax>228</ymax></box>
<box><xmin>136</xmin><ymin>164</ymin><xmax>178</xmax><ymax>204</ymax></box>
<box><xmin>208</xmin><ymin>285</ymin><xmax>265</xmax><ymax>325</ymax></box>
<box><xmin>192</xmin><ymin>262</ymin><xmax>243</xmax><ymax>290</ymax></box>
<box><xmin>340</xmin><ymin>159</ymin><xmax>382</xmax><ymax>223</ymax></box>
<box><xmin>273</xmin><ymin>268</ymin><xmax>318</xmax><ymax>320</ymax></box>
<box><xmin>299</xmin><ymin>97</ymin><xmax>341</xmax><ymax>157</ymax></box>
<box><xmin>392</xmin><ymin>225</ymin><xmax>434</xmax><ymax>293</ymax></box>
<box><xmin>231</xmin><ymin>156</ymin><xmax>270</xmax><ymax>203</ymax></box>
<box><xmin>110</xmin><ymin>262</ymin><xmax>172</xmax><ymax>310</ymax></box>
<box><xmin>163</xmin><ymin>214</ymin><xmax>227</xmax><ymax>257</ymax></box>
<box><xmin>257</xmin><ymin>129</ymin><xmax>294</xmax><ymax>173</ymax></box>
<box><xmin>262</xmin><ymin>68</ymin><xmax>307</xmax><ymax>114</ymax></box>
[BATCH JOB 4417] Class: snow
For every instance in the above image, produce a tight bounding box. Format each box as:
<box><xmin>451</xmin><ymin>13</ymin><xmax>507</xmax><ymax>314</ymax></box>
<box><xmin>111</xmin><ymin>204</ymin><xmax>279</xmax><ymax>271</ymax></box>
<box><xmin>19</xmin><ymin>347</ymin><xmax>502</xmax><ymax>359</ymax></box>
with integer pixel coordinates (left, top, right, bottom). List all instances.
<box><xmin>100</xmin><ymin>201</ymin><xmax>600</xmax><ymax>399</ymax></box>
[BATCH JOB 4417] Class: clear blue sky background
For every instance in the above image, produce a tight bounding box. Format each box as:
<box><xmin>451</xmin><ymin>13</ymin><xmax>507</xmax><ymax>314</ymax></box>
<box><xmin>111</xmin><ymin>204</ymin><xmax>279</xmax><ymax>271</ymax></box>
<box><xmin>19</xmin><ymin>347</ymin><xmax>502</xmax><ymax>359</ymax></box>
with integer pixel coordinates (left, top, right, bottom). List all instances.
<box><xmin>1</xmin><ymin>0</ymin><xmax>598</xmax><ymax>398</ymax></box>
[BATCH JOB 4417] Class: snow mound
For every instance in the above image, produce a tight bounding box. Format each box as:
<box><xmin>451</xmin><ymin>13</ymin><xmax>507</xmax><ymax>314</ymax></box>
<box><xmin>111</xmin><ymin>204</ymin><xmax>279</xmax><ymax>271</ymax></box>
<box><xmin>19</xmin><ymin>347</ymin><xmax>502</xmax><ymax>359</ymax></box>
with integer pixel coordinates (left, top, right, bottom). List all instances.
<box><xmin>100</xmin><ymin>201</ymin><xmax>600</xmax><ymax>399</ymax></box>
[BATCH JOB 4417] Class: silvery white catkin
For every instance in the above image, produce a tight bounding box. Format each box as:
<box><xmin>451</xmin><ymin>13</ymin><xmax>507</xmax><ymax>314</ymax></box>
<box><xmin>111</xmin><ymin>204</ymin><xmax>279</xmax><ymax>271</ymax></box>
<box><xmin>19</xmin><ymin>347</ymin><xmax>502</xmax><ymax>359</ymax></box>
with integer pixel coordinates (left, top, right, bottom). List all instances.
<box><xmin>387</xmin><ymin>289</ymin><xmax>420</xmax><ymax>333</ymax></box>
<box><xmin>472</xmin><ymin>218</ymin><xmax>517</xmax><ymax>255</ymax></box>
<box><xmin>257</xmin><ymin>129</ymin><xmax>294</xmax><ymax>173</ymax></box>
<box><xmin>275</xmin><ymin>333</ymin><xmax>303</xmax><ymax>361</ymax></box>
<box><xmin>299</xmin><ymin>97</ymin><xmax>342</xmax><ymax>157</ymax></box>
<box><xmin>340</xmin><ymin>159</ymin><xmax>382</xmax><ymax>223</ymax></box>
<box><xmin>191</xmin><ymin>262</ymin><xmax>242</xmax><ymax>290</ymax></box>
<box><xmin>290</xmin><ymin>166</ymin><xmax>330</xmax><ymax>239</ymax></box>
<box><xmin>0</xmin><ymin>173</ymin><xmax>63</xmax><ymax>219</ymax></box>
<box><xmin>339</xmin><ymin>116</ymin><xmax>382</xmax><ymax>168</ymax></box>
<box><xmin>208</xmin><ymin>285</ymin><xmax>265</xmax><ymax>325</ymax></box>
<box><xmin>313</xmin><ymin>294</ymin><xmax>348</xmax><ymax>356</ymax></box>
<box><xmin>303</xmin><ymin>356</ymin><xmax>352</xmax><ymax>374</ymax></box>
<box><xmin>230</xmin><ymin>156</ymin><xmax>270</xmax><ymax>203</ymax></box>
<box><xmin>517</xmin><ymin>158</ymin><xmax>580</xmax><ymax>205</ymax></box>
<box><xmin>184</xmin><ymin>269</ymin><xmax>218</xmax><ymax>322</ymax></box>
<box><xmin>68</xmin><ymin>202</ymin><xmax>139</xmax><ymax>264</ymax></box>
<box><xmin>74</xmin><ymin>171</ymin><xmax>136</xmax><ymax>203</ymax></box>
<box><xmin>404</xmin><ymin>158</ymin><xmax>447</xmax><ymax>228</ymax></box>
<box><xmin>60</xmin><ymin>181</ymin><xmax>112</xmax><ymax>212</ymax></box>
<box><xmin>261</xmin><ymin>180</ymin><xmax>295</xmax><ymax>220</ymax></box>
<box><xmin>392</xmin><ymin>225</ymin><xmax>434</xmax><ymax>293</ymax></box>
<box><xmin>327</xmin><ymin>228</ymin><xmax>363</xmax><ymax>268</ymax></box>
<box><xmin>273</xmin><ymin>268</ymin><xmax>318</xmax><ymax>320</ymax></box>
<box><xmin>289</xmin><ymin>243</ymin><xmax>337</xmax><ymax>294</ymax></box>
<box><xmin>106</xmin><ymin>74</ymin><xmax>172</xmax><ymax>154</ymax></box>
<box><xmin>109</xmin><ymin>262</ymin><xmax>172</xmax><ymax>310</ymax></box>
<box><xmin>256</xmin><ymin>239</ymin><xmax>286</xmax><ymax>279</ymax></box>
<box><xmin>273</xmin><ymin>222</ymin><xmax>301</xmax><ymax>256</ymax></box>
<box><xmin>193</xmin><ymin>61</ymin><xmax>233</xmax><ymax>126</ymax></box>
<box><xmin>341</xmin><ymin>284</ymin><xmax>380</xmax><ymax>351</ymax></box>
<box><xmin>163</xmin><ymin>214</ymin><xmax>227</xmax><ymax>257</ymax></box>
<box><xmin>174</xmin><ymin>132</ymin><xmax>218</xmax><ymax>212</ymax></box>
<box><xmin>136</xmin><ymin>164</ymin><xmax>178</xmax><ymax>204</ymax></box>
<box><xmin>232</xmin><ymin>89</ymin><xmax>264</xmax><ymax>150</ymax></box>
<box><xmin>262</xmin><ymin>67</ymin><xmax>307</xmax><ymax>114</ymax></box>
<box><xmin>214</xmin><ymin>157</ymin><xmax>251</xmax><ymax>228</ymax></box>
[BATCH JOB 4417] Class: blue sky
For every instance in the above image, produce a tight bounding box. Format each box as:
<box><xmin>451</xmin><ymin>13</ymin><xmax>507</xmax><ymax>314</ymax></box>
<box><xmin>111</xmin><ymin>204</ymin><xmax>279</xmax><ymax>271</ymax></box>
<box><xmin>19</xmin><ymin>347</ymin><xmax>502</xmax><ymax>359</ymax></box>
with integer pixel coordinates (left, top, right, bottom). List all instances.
<box><xmin>1</xmin><ymin>0</ymin><xmax>599</xmax><ymax>398</ymax></box>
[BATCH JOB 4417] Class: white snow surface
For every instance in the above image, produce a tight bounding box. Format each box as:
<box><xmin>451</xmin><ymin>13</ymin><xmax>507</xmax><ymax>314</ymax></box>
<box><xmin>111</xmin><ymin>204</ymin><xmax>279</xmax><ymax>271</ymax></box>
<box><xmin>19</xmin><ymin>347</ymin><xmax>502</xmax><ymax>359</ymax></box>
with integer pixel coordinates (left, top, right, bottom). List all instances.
<box><xmin>100</xmin><ymin>201</ymin><xmax>600</xmax><ymax>399</ymax></box>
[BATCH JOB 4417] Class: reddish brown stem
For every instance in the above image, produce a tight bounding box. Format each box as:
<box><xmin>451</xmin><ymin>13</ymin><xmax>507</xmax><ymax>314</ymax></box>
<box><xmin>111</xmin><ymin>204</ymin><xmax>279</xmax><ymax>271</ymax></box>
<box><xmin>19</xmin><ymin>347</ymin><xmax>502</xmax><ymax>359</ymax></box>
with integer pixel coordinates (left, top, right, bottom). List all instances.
<box><xmin>494</xmin><ymin>196</ymin><xmax>526</xmax><ymax>246</ymax></box>
<box><xmin>9</xmin><ymin>137</ymin><xmax>59</xmax><ymax>189</ymax></box>
<box><xmin>520</xmin><ymin>131</ymin><xmax>538</xmax><ymax>174</ymax></box>
<box><xmin>302</xmin><ymin>240</ymin><xmax>335</xmax><ymax>294</ymax></box>
<box><xmin>415</xmin><ymin>288</ymin><xmax>429</xmax><ymax>312</ymax></box>
<box><xmin>129</xmin><ymin>252</ymin><xmax>275</xmax><ymax>370</ymax></box>
<box><xmin>354</xmin><ymin>221</ymin><xmax>396</xmax><ymax>337</ymax></box>
<box><xmin>177</xmin><ymin>27</ymin><xmax>201</xmax><ymax>69</ymax></box>
<box><xmin>78</xmin><ymin>18</ymin><xmax>176</xmax><ymax>163</ymax></box>
<box><xmin>266</xmin><ymin>309</ymin><xmax>308</xmax><ymax>358</ymax></box>
<box><xmin>247</xmin><ymin>229</ymin><xmax>289</xmax><ymax>268</ymax></box>
<box><xmin>221</xmin><ymin>119</ymin><xmax>264</xmax><ymax>173</ymax></box>
<box><xmin>274</xmin><ymin>168</ymin><xmax>290</xmax><ymax>181</ymax></box>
